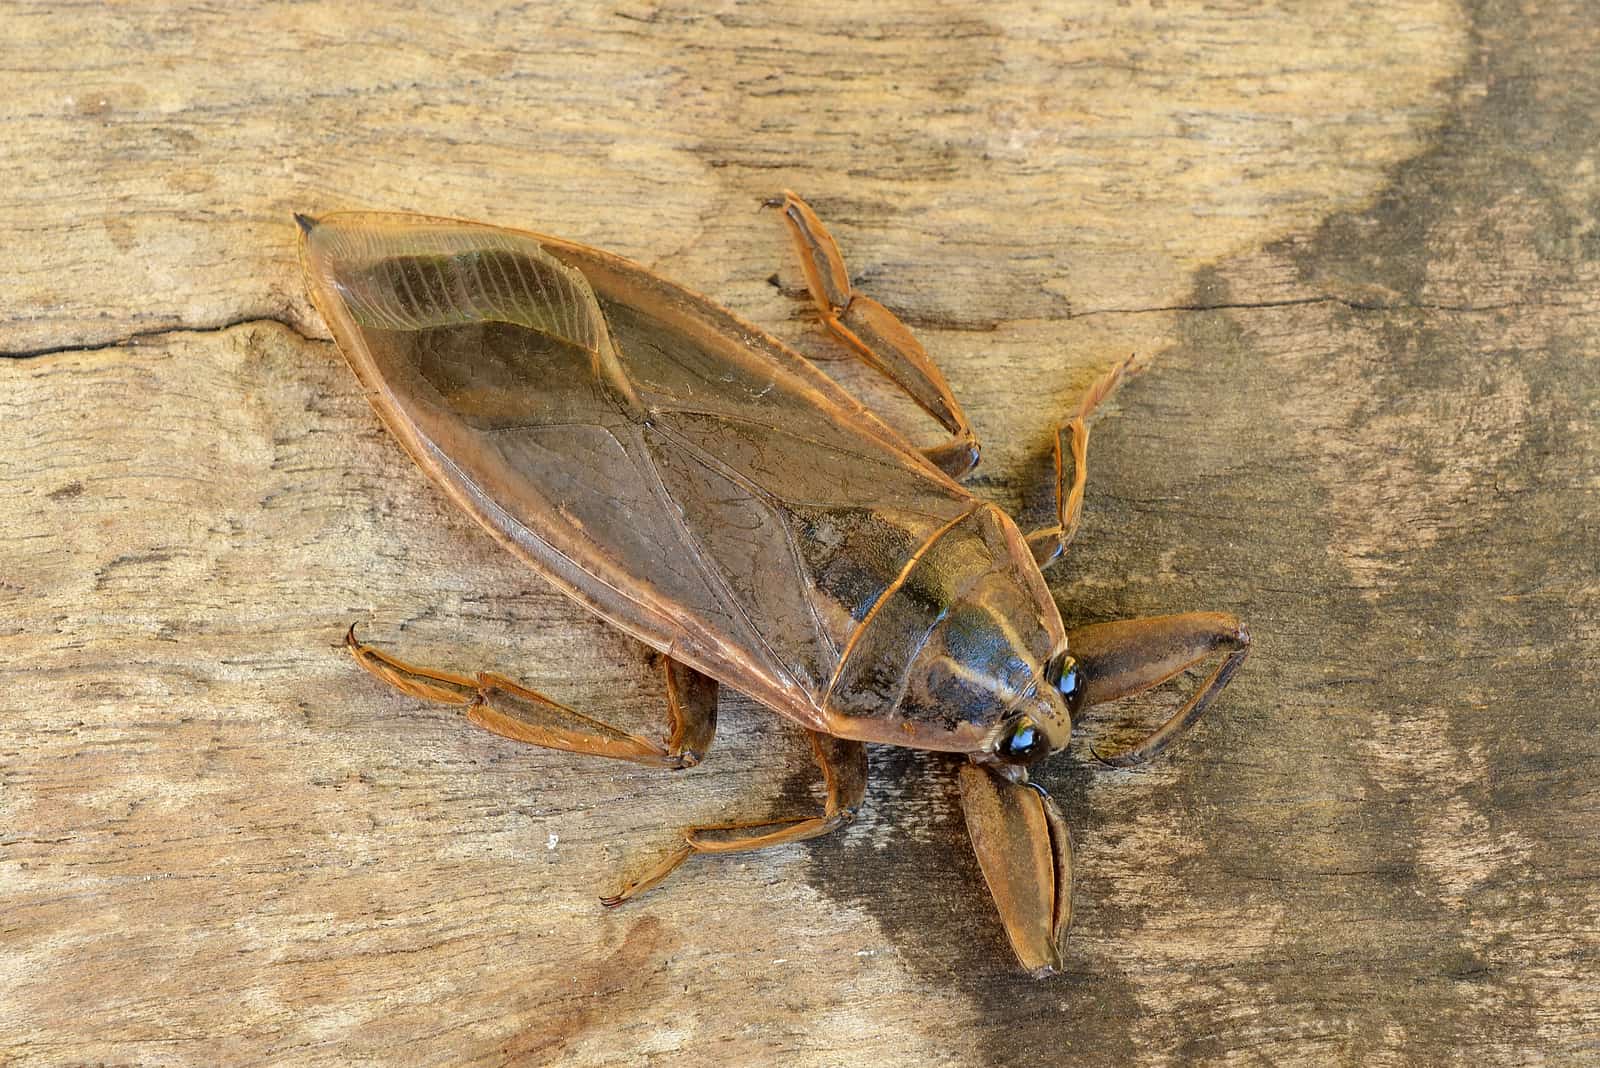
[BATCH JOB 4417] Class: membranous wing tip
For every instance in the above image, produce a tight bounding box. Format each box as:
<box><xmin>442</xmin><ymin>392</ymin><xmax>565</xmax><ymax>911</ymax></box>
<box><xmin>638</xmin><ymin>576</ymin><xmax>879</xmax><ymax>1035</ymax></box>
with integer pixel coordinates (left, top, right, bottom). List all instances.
<box><xmin>302</xmin><ymin>215</ymin><xmax>611</xmax><ymax>359</ymax></box>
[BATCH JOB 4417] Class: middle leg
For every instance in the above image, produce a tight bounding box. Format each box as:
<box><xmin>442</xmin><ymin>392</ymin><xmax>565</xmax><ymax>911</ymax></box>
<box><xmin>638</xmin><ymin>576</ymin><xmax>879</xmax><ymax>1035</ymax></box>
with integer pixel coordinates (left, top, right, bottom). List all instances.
<box><xmin>1024</xmin><ymin>355</ymin><xmax>1136</xmax><ymax>569</ymax></box>
<box><xmin>601</xmin><ymin>730</ymin><xmax>867</xmax><ymax>904</ymax></box>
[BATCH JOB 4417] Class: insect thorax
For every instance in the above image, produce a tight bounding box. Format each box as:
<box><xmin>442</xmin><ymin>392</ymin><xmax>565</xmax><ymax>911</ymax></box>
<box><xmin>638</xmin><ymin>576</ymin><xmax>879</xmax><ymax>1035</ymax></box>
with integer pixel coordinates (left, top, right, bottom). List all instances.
<box><xmin>824</xmin><ymin>504</ymin><xmax>1064</xmax><ymax>748</ymax></box>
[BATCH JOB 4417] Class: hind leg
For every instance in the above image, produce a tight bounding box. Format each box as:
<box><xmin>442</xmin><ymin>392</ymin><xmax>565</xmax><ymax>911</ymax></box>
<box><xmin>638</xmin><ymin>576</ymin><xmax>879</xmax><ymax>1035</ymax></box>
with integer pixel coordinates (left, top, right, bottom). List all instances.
<box><xmin>774</xmin><ymin>191</ymin><xmax>980</xmax><ymax>479</ymax></box>
<box><xmin>346</xmin><ymin>626</ymin><xmax>717</xmax><ymax>768</ymax></box>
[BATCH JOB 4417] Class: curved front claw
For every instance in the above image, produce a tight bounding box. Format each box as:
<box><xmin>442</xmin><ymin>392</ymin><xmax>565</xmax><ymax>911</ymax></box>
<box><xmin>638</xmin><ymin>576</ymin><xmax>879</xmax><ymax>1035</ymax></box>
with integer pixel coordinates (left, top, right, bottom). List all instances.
<box><xmin>1067</xmin><ymin>612</ymin><xmax>1250</xmax><ymax>767</ymax></box>
<box><xmin>957</xmin><ymin>762</ymin><xmax>1074</xmax><ymax>978</ymax></box>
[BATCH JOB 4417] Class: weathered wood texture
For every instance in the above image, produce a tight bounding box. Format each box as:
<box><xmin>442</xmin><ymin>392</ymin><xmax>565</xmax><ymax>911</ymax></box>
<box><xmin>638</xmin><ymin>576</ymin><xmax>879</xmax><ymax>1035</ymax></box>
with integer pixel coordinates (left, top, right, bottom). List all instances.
<box><xmin>3</xmin><ymin>1</ymin><xmax>1597</xmax><ymax>1064</ymax></box>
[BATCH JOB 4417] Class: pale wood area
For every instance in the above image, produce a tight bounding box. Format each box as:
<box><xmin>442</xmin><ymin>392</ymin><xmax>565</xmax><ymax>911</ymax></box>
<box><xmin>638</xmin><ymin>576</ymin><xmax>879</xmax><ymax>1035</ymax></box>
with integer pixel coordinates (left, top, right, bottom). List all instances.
<box><xmin>3</xmin><ymin>1</ymin><xmax>1598</xmax><ymax>1065</ymax></box>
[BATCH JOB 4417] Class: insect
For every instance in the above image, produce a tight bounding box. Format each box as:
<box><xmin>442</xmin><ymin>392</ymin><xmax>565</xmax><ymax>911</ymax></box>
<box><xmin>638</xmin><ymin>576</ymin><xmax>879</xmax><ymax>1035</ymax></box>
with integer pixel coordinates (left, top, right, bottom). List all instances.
<box><xmin>296</xmin><ymin>193</ymin><xmax>1249</xmax><ymax>977</ymax></box>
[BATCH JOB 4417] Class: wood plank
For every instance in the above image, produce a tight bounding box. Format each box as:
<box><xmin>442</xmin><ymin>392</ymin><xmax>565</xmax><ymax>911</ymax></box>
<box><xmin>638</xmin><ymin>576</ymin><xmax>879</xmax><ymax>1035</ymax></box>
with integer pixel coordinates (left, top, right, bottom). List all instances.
<box><xmin>4</xmin><ymin>0</ymin><xmax>1597</xmax><ymax>1064</ymax></box>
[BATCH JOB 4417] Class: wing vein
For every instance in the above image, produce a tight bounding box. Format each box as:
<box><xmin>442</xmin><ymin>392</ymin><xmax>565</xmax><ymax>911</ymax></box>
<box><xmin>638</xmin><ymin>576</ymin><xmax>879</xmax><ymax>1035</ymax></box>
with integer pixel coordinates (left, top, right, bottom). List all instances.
<box><xmin>645</xmin><ymin>421</ymin><xmax>839</xmax><ymax>664</ymax></box>
<box><xmin>630</xmin><ymin>429</ymin><xmax>805</xmax><ymax>698</ymax></box>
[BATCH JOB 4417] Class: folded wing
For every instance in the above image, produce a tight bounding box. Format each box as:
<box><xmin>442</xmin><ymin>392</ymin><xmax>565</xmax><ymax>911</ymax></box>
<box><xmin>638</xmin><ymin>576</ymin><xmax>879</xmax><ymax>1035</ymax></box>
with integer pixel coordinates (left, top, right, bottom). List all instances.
<box><xmin>300</xmin><ymin>213</ymin><xmax>974</xmax><ymax>723</ymax></box>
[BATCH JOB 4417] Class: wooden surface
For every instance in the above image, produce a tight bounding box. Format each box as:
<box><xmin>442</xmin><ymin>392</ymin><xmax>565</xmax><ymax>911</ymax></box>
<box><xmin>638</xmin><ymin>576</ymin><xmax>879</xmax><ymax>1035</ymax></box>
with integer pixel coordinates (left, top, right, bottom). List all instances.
<box><xmin>3</xmin><ymin>1</ymin><xmax>1597</xmax><ymax>1064</ymax></box>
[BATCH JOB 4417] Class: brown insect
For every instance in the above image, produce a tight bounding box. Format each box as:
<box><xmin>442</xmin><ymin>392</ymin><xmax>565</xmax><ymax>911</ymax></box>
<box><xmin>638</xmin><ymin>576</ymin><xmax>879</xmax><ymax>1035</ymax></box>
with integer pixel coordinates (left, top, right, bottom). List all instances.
<box><xmin>296</xmin><ymin>193</ymin><xmax>1249</xmax><ymax>977</ymax></box>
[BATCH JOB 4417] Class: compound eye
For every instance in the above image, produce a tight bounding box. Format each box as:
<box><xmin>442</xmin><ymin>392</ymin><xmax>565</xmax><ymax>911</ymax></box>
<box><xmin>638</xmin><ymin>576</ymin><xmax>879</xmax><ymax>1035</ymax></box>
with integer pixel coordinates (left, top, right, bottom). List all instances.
<box><xmin>1046</xmin><ymin>653</ymin><xmax>1086</xmax><ymax>716</ymax></box>
<box><xmin>996</xmin><ymin>715</ymin><xmax>1049</xmax><ymax>765</ymax></box>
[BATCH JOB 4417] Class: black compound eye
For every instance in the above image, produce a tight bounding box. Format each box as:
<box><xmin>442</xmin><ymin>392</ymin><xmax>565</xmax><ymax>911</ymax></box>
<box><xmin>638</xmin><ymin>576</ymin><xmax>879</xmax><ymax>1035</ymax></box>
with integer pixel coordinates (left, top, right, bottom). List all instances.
<box><xmin>1047</xmin><ymin>653</ymin><xmax>1086</xmax><ymax>716</ymax></box>
<box><xmin>996</xmin><ymin>715</ymin><xmax>1049</xmax><ymax>765</ymax></box>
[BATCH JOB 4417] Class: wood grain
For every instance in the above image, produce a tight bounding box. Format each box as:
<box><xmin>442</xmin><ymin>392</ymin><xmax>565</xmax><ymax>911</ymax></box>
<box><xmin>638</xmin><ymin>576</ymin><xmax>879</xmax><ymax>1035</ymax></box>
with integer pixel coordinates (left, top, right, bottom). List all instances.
<box><xmin>3</xmin><ymin>0</ymin><xmax>1597</xmax><ymax>1064</ymax></box>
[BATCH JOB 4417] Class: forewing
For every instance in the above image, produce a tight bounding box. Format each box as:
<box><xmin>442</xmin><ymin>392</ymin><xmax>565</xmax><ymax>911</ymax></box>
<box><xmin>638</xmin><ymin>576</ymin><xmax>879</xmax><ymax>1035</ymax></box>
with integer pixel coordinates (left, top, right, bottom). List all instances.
<box><xmin>302</xmin><ymin>213</ymin><xmax>978</xmax><ymax>718</ymax></box>
<box><xmin>301</xmin><ymin>214</ymin><xmax>811</xmax><ymax>707</ymax></box>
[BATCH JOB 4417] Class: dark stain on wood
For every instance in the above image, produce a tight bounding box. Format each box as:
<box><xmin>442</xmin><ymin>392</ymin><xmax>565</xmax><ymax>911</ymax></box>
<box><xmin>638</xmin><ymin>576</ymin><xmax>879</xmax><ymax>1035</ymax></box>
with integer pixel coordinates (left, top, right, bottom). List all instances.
<box><xmin>500</xmin><ymin>915</ymin><xmax>674</xmax><ymax>1063</ymax></box>
<box><xmin>800</xmin><ymin>0</ymin><xmax>1599</xmax><ymax>1057</ymax></box>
